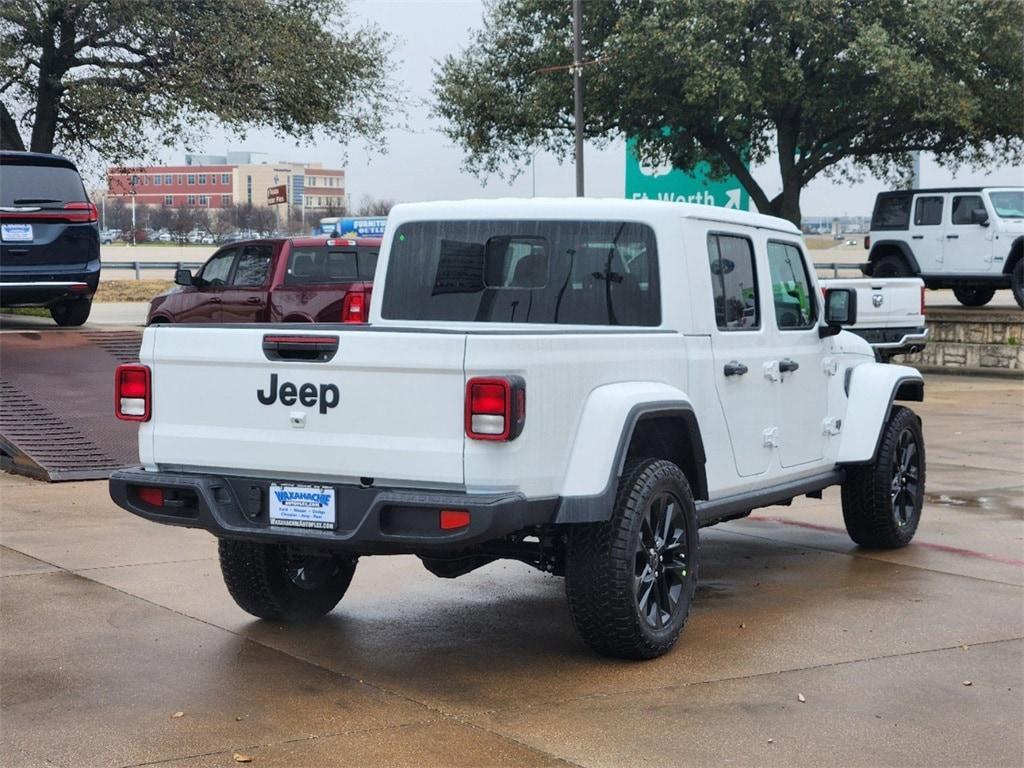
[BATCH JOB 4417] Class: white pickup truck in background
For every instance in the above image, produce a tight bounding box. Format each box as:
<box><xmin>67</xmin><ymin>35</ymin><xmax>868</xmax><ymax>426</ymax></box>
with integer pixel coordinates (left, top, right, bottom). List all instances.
<box><xmin>819</xmin><ymin>276</ymin><xmax>928</xmax><ymax>361</ymax></box>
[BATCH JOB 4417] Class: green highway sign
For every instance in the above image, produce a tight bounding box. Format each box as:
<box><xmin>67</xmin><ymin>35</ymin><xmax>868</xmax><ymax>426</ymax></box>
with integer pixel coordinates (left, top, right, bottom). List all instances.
<box><xmin>624</xmin><ymin>137</ymin><xmax>750</xmax><ymax>211</ymax></box>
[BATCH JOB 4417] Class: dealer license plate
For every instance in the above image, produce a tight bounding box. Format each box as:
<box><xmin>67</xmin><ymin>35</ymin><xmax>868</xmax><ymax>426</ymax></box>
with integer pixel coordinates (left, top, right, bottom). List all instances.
<box><xmin>1</xmin><ymin>223</ymin><xmax>33</xmax><ymax>242</ymax></box>
<box><xmin>269</xmin><ymin>484</ymin><xmax>336</xmax><ymax>530</ymax></box>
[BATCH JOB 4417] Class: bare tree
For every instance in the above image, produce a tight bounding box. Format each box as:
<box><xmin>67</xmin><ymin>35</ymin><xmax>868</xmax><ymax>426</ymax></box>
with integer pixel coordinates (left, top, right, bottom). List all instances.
<box><xmin>356</xmin><ymin>196</ymin><xmax>394</xmax><ymax>216</ymax></box>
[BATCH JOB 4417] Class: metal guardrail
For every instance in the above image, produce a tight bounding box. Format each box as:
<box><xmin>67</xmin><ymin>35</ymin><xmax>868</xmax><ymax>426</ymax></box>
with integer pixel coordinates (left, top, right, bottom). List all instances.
<box><xmin>104</xmin><ymin>261</ymin><xmax>205</xmax><ymax>280</ymax></box>
<box><xmin>105</xmin><ymin>260</ymin><xmax>869</xmax><ymax>281</ymax></box>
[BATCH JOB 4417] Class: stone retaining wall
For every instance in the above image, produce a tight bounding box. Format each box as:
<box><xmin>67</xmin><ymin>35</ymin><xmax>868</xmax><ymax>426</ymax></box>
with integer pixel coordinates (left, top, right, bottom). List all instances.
<box><xmin>899</xmin><ymin>309</ymin><xmax>1023</xmax><ymax>377</ymax></box>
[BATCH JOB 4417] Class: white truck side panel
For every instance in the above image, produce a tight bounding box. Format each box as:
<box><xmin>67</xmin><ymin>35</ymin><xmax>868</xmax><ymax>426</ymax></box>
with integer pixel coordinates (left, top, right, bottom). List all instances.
<box><xmin>463</xmin><ymin>333</ymin><xmax>690</xmax><ymax>498</ymax></box>
<box><xmin>836</xmin><ymin>362</ymin><xmax>923</xmax><ymax>463</ymax></box>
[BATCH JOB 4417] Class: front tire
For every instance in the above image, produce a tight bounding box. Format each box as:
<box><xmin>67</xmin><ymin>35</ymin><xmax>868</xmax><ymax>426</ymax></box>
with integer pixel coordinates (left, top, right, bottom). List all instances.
<box><xmin>841</xmin><ymin>406</ymin><xmax>925</xmax><ymax>549</ymax></box>
<box><xmin>218</xmin><ymin>539</ymin><xmax>356</xmax><ymax>621</ymax></box>
<box><xmin>50</xmin><ymin>297</ymin><xmax>92</xmax><ymax>326</ymax></box>
<box><xmin>1011</xmin><ymin>260</ymin><xmax>1024</xmax><ymax>309</ymax></box>
<box><xmin>953</xmin><ymin>287</ymin><xmax>995</xmax><ymax>307</ymax></box>
<box><xmin>565</xmin><ymin>459</ymin><xmax>698</xmax><ymax>660</ymax></box>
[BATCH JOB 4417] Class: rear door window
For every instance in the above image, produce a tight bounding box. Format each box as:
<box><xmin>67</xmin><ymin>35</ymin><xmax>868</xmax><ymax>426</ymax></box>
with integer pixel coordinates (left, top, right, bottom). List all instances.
<box><xmin>285</xmin><ymin>246</ymin><xmax>378</xmax><ymax>285</ymax></box>
<box><xmin>0</xmin><ymin>160</ymin><xmax>88</xmax><ymax>205</ymax></box>
<box><xmin>767</xmin><ymin>241</ymin><xmax>816</xmax><ymax>329</ymax></box>
<box><xmin>913</xmin><ymin>196</ymin><xmax>943</xmax><ymax>226</ymax></box>
<box><xmin>381</xmin><ymin>220</ymin><xmax>659</xmax><ymax>326</ymax></box>
<box><xmin>707</xmin><ymin>233</ymin><xmax>759</xmax><ymax>330</ymax></box>
<box><xmin>231</xmin><ymin>244</ymin><xmax>273</xmax><ymax>287</ymax></box>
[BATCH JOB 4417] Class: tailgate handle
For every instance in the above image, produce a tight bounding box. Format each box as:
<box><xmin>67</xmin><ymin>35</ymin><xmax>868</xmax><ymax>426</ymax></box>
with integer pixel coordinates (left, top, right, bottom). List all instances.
<box><xmin>262</xmin><ymin>335</ymin><xmax>339</xmax><ymax>362</ymax></box>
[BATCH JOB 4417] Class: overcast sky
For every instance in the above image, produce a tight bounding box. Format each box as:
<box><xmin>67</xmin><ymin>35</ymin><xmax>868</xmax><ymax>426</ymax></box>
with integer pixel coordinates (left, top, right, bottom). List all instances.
<box><xmin>153</xmin><ymin>0</ymin><xmax>1022</xmax><ymax>217</ymax></box>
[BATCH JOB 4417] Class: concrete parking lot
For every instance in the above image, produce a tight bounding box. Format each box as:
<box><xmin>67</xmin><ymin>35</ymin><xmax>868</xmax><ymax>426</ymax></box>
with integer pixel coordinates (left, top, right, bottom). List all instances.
<box><xmin>1</xmin><ymin>374</ymin><xmax>1022</xmax><ymax>767</ymax></box>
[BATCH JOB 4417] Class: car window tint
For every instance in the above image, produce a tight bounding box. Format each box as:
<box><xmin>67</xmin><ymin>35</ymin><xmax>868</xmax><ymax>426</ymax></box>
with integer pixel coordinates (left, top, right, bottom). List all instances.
<box><xmin>0</xmin><ymin>161</ymin><xmax>88</xmax><ymax>206</ymax></box>
<box><xmin>286</xmin><ymin>247</ymin><xmax>377</xmax><ymax>285</ymax></box>
<box><xmin>767</xmin><ymin>241</ymin><xmax>816</xmax><ymax>330</ymax></box>
<box><xmin>913</xmin><ymin>196</ymin><xmax>943</xmax><ymax>226</ymax></box>
<box><xmin>199</xmin><ymin>250</ymin><xmax>235</xmax><ymax>287</ymax></box>
<box><xmin>707</xmin><ymin>233</ymin><xmax>759</xmax><ymax>331</ymax></box>
<box><xmin>231</xmin><ymin>244</ymin><xmax>273</xmax><ymax>287</ymax></box>
<box><xmin>989</xmin><ymin>191</ymin><xmax>1024</xmax><ymax>218</ymax></box>
<box><xmin>951</xmin><ymin>195</ymin><xmax>985</xmax><ymax>225</ymax></box>
<box><xmin>382</xmin><ymin>220</ymin><xmax>659</xmax><ymax>326</ymax></box>
<box><xmin>872</xmin><ymin>195</ymin><xmax>911</xmax><ymax>229</ymax></box>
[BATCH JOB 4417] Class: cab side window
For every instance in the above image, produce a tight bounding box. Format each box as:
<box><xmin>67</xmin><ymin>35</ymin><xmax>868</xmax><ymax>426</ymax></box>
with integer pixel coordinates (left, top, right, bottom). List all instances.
<box><xmin>231</xmin><ymin>244</ymin><xmax>273</xmax><ymax>287</ymax></box>
<box><xmin>951</xmin><ymin>195</ymin><xmax>985</xmax><ymax>225</ymax></box>
<box><xmin>707</xmin><ymin>233</ymin><xmax>759</xmax><ymax>330</ymax></box>
<box><xmin>767</xmin><ymin>241</ymin><xmax>816</xmax><ymax>330</ymax></box>
<box><xmin>197</xmin><ymin>249</ymin><xmax>236</xmax><ymax>288</ymax></box>
<box><xmin>913</xmin><ymin>196</ymin><xmax>943</xmax><ymax>226</ymax></box>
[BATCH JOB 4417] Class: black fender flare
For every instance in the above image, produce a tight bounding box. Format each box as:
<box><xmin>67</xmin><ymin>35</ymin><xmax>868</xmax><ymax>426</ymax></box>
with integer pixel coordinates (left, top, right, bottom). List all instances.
<box><xmin>865</xmin><ymin>240</ymin><xmax>921</xmax><ymax>275</ymax></box>
<box><xmin>553</xmin><ymin>403</ymin><xmax>707</xmax><ymax>524</ymax></box>
<box><xmin>1002</xmin><ymin>236</ymin><xmax>1024</xmax><ymax>275</ymax></box>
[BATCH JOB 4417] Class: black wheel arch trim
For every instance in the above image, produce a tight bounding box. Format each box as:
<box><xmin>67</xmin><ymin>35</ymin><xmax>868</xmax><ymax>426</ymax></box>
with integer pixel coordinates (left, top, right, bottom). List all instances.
<box><xmin>865</xmin><ymin>241</ymin><xmax>921</xmax><ymax>275</ymax></box>
<box><xmin>553</xmin><ymin>401</ymin><xmax>708</xmax><ymax>525</ymax></box>
<box><xmin>1003</xmin><ymin>236</ymin><xmax>1024</xmax><ymax>275</ymax></box>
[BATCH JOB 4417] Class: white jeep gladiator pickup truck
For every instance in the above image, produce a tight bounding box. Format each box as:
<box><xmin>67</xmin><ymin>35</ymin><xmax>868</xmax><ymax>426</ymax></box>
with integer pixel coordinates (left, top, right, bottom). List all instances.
<box><xmin>864</xmin><ymin>186</ymin><xmax>1024</xmax><ymax>308</ymax></box>
<box><xmin>110</xmin><ymin>199</ymin><xmax>926</xmax><ymax>660</ymax></box>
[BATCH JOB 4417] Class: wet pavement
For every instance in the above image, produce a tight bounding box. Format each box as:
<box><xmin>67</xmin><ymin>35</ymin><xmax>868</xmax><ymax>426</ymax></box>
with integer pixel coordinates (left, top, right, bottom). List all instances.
<box><xmin>1</xmin><ymin>375</ymin><xmax>1022</xmax><ymax>767</ymax></box>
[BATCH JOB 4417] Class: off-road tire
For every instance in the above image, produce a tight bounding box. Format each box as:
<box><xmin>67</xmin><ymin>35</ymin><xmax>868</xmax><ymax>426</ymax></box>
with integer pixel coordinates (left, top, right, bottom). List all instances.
<box><xmin>872</xmin><ymin>255</ymin><xmax>911</xmax><ymax>278</ymax></box>
<box><xmin>565</xmin><ymin>458</ymin><xmax>699</xmax><ymax>660</ymax></box>
<box><xmin>1011</xmin><ymin>260</ymin><xmax>1024</xmax><ymax>309</ymax></box>
<box><xmin>841</xmin><ymin>406</ymin><xmax>925</xmax><ymax>549</ymax></box>
<box><xmin>50</xmin><ymin>297</ymin><xmax>92</xmax><ymax>326</ymax></box>
<box><xmin>218</xmin><ymin>539</ymin><xmax>356</xmax><ymax>621</ymax></box>
<box><xmin>953</xmin><ymin>287</ymin><xmax>995</xmax><ymax>307</ymax></box>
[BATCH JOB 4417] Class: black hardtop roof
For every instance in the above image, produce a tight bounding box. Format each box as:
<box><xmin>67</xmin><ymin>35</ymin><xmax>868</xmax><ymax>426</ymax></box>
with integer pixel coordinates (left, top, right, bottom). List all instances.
<box><xmin>0</xmin><ymin>150</ymin><xmax>79</xmax><ymax>170</ymax></box>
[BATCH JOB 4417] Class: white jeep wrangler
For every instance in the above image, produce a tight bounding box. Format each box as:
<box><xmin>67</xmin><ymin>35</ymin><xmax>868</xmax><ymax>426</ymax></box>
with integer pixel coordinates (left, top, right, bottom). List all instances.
<box><xmin>110</xmin><ymin>199</ymin><xmax>926</xmax><ymax>659</ymax></box>
<box><xmin>864</xmin><ymin>186</ymin><xmax>1024</xmax><ymax>308</ymax></box>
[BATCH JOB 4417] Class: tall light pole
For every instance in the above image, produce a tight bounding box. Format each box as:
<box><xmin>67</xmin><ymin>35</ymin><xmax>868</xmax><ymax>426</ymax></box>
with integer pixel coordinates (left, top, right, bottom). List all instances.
<box><xmin>572</xmin><ymin>0</ymin><xmax>584</xmax><ymax>197</ymax></box>
<box><xmin>130</xmin><ymin>175</ymin><xmax>138</xmax><ymax>246</ymax></box>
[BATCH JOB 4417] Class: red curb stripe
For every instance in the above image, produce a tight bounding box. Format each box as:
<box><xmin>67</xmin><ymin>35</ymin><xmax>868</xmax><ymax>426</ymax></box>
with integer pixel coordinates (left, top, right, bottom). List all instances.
<box><xmin>746</xmin><ymin>515</ymin><xmax>1024</xmax><ymax>568</ymax></box>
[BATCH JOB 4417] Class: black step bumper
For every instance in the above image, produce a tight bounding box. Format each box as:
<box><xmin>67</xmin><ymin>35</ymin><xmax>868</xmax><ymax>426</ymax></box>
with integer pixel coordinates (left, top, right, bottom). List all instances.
<box><xmin>109</xmin><ymin>468</ymin><xmax>556</xmax><ymax>554</ymax></box>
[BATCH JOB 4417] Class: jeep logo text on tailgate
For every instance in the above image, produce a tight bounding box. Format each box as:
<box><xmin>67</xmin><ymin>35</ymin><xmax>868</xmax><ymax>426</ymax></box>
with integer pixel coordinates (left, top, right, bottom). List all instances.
<box><xmin>257</xmin><ymin>373</ymin><xmax>339</xmax><ymax>414</ymax></box>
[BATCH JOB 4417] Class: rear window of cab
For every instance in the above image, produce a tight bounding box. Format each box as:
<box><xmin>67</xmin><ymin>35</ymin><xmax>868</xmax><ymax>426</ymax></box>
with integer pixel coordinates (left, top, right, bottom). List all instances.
<box><xmin>381</xmin><ymin>219</ymin><xmax>660</xmax><ymax>326</ymax></box>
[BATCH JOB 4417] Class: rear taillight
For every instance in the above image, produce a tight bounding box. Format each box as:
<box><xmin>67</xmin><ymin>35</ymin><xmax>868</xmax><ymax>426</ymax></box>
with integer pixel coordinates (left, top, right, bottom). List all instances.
<box><xmin>921</xmin><ymin>285</ymin><xmax>927</xmax><ymax>316</ymax></box>
<box><xmin>63</xmin><ymin>201</ymin><xmax>99</xmax><ymax>223</ymax></box>
<box><xmin>864</xmin><ymin>235</ymin><xmax>871</xmax><ymax>250</ymax></box>
<box><xmin>341</xmin><ymin>291</ymin><xmax>368</xmax><ymax>323</ymax></box>
<box><xmin>115</xmin><ymin>364</ymin><xmax>151</xmax><ymax>421</ymax></box>
<box><xmin>465</xmin><ymin>376</ymin><xmax>525</xmax><ymax>441</ymax></box>
<box><xmin>0</xmin><ymin>201</ymin><xmax>98</xmax><ymax>223</ymax></box>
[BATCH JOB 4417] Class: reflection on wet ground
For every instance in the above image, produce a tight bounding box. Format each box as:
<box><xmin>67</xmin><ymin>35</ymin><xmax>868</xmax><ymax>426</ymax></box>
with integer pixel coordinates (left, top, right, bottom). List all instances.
<box><xmin>926</xmin><ymin>491</ymin><xmax>1023</xmax><ymax>520</ymax></box>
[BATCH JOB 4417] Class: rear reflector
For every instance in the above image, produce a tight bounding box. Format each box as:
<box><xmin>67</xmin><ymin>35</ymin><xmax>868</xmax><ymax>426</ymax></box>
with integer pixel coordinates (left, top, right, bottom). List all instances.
<box><xmin>465</xmin><ymin>376</ymin><xmax>526</xmax><ymax>441</ymax></box>
<box><xmin>439</xmin><ymin>509</ymin><xmax>471</xmax><ymax>530</ymax></box>
<box><xmin>864</xmin><ymin>235</ymin><xmax>871</xmax><ymax>250</ymax></box>
<box><xmin>136</xmin><ymin>486</ymin><xmax>164</xmax><ymax>507</ymax></box>
<box><xmin>115</xmin><ymin>364</ymin><xmax>151</xmax><ymax>422</ymax></box>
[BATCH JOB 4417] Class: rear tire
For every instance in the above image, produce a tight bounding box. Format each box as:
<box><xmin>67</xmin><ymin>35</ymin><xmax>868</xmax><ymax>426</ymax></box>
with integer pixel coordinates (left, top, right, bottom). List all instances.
<box><xmin>953</xmin><ymin>287</ymin><xmax>995</xmax><ymax>307</ymax></box>
<box><xmin>565</xmin><ymin>458</ymin><xmax>699</xmax><ymax>659</ymax></box>
<box><xmin>872</xmin><ymin>255</ymin><xmax>911</xmax><ymax>278</ymax></box>
<box><xmin>50</xmin><ymin>297</ymin><xmax>92</xmax><ymax>326</ymax></box>
<box><xmin>218</xmin><ymin>539</ymin><xmax>356</xmax><ymax>621</ymax></box>
<box><xmin>1011</xmin><ymin>260</ymin><xmax>1024</xmax><ymax>309</ymax></box>
<box><xmin>841</xmin><ymin>406</ymin><xmax>925</xmax><ymax>549</ymax></box>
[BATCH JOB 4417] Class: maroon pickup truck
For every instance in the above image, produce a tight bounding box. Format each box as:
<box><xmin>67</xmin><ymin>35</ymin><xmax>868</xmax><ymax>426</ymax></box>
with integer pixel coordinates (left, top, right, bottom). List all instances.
<box><xmin>147</xmin><ymin>237</ymin><xmax>380</xmax><ymax>325</ymax></box>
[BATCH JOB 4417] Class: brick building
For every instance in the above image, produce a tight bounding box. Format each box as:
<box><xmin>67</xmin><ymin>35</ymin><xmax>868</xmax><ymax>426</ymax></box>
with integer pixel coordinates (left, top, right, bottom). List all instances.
<box><xmin>106</xmin><ymin>152</ymin><xmax>345</xmax><ymax>211</ymax></box>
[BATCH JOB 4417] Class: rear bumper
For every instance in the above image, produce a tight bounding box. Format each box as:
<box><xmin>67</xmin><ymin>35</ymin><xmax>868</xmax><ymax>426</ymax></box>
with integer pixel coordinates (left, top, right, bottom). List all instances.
<box><xmin>109</xmin><ymin>467</ymin><xmax>557</xmax><ymax>554</ymax></box>
<box><xmin>0</xmin><ymin>263</ymin><xmax>100</xmax><ymax>306</ymax></box>
<box><xmin>849</xmin><ymin>326</ymin><xmax>929</xmax><ymax>354</ymax></box>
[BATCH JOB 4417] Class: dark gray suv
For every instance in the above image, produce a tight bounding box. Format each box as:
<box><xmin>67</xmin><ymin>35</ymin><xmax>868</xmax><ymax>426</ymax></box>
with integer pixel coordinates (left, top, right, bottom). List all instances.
<box><xmin>0</xmin><ymin>151</ymin><xmax>100</xmax><ymax>326</ymax></box>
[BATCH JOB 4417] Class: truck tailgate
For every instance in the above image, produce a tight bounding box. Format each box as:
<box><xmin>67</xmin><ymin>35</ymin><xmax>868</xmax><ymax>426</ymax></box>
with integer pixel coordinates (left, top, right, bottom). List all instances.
<box><xmin>142</xmin><ymin>327</ymin><xmax>466</xmax><ymax>487</ymax></box>
<box><xmin>822</xmin><ymin>277</ymin><xmax>924</xmax><ymax>329</ymax></box>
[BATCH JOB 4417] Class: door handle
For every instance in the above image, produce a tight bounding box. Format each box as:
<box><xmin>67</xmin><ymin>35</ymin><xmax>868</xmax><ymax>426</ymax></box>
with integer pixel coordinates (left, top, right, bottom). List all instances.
<box><xmin>911</xmin><ymin>235</ymin><xmax>924</xmax><ymax>240</ymax></box>
<box><xmin>210</xmin><ymin>297</ymin><xmax>222</xmax><ymax>303</ymax></box>
<box><xmin>246</xmin><ymin>296</ymin><xmax>262</xmax><ymax>304</ymax></box>
<box><xmin>723</xmin><ymin>361</ymin><xmax>748</xmax><ymax>376</ymax></box>
<box><xmin>946</xmin><ymin>234</ymin><xmax>959</xmax><ymax>239</ymax></box>
<box><xmin>779</xmin><ymin>358</ymin><xmax>800</xmax><ymax>373</ymax></box>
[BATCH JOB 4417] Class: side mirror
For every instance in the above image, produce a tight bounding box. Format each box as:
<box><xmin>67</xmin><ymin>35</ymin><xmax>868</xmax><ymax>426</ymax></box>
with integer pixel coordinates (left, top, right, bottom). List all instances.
<box><xmin>174</xmin><ymin>268</ymin><xmax>194</xmax><ymax>287</ymax></box>
<box><xmin>971</xmin><ymin>208</ymin><xmax>989</xmax><ymax>226</ymax></box>
<box><xmin>819</xmin><ymin>288</ymin><xmax>857</xmax><ymax>338</ymax></box>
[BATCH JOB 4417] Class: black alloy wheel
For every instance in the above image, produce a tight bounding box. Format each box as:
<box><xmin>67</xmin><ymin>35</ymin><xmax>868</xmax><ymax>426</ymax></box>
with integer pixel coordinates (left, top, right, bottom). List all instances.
<box><xmin>635</xmin><ymin>491</ymin><xmax>691</xmax><ymax>629</ymax></box>
<box><xmin>890</xmin><ymin>427</ymin><xmax>922</xmax><ymax>528</ymax></box>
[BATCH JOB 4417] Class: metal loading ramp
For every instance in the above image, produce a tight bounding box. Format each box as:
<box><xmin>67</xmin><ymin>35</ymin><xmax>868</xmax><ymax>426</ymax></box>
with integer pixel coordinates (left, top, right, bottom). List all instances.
<box><xmin>0</xmin><ymin>329</ymin><xmax>143</xmax><ymax>481</ymax></box>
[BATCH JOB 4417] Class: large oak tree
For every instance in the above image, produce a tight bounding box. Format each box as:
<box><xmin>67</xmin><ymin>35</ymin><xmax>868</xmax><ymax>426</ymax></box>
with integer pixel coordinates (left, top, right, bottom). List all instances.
<box><xmin>434</xmin><ymin>0</ymin><xmax>1023</xmax><ymax>224</ymax></box>
<box><xmin>1</xmin><ymin>0</ymin><xmax>394</xmax><ymax>162</ymax></box>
